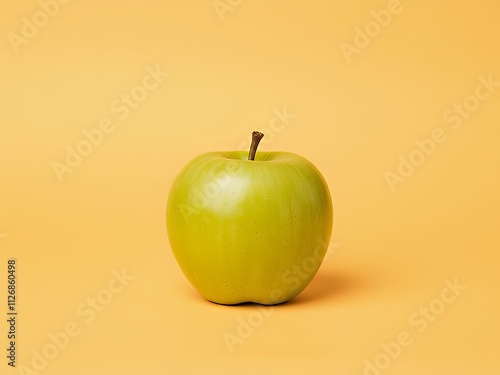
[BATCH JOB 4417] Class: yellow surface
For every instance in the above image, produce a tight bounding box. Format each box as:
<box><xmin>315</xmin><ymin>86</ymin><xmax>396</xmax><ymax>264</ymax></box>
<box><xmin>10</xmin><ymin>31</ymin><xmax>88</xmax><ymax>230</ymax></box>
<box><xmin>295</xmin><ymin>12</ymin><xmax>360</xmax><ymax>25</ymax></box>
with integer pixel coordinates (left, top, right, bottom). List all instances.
<box><xmin>1</xmin><ymin>1</ymin><xmax>499</xmax><ymax>374</ymax></box>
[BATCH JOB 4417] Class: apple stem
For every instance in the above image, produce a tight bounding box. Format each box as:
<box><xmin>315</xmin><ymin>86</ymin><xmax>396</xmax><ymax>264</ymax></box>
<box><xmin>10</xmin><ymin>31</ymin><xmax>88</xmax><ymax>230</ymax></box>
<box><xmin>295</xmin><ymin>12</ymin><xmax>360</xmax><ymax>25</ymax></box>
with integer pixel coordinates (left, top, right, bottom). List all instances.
<box><xmin>248</xmin><ymin>131</ymin><xmax>264</xmax><ymax>161</ymax></box>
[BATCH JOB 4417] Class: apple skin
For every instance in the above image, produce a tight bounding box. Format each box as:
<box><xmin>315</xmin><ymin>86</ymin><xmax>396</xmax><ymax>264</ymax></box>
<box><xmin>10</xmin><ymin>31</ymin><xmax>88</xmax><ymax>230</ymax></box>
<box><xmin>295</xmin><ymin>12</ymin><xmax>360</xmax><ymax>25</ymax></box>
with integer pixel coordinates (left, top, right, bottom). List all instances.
<box><xmin>166</xmin><ymin>151</ymin><xmax>333</xmax><ymax>305</ymax></box>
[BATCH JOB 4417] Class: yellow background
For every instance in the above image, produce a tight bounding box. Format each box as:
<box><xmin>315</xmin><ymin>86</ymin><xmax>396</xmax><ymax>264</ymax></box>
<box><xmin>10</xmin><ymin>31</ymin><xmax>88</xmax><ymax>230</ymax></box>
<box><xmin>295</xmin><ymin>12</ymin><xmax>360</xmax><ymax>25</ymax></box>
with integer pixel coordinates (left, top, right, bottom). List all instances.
<box><xmin>1</xmin><ymin>0</ymin><xmax>499</xmax><ymax>374</ymax></box>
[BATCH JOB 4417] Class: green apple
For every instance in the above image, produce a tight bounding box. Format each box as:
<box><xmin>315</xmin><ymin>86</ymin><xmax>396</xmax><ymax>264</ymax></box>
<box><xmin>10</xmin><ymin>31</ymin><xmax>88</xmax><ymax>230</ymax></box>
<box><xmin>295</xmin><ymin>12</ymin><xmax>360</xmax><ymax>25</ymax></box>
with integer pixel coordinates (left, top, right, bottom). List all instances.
<box><xmin>166</xmin><ymin>132</ymin><xmax>333</xmax><ymax>305</ymax></box>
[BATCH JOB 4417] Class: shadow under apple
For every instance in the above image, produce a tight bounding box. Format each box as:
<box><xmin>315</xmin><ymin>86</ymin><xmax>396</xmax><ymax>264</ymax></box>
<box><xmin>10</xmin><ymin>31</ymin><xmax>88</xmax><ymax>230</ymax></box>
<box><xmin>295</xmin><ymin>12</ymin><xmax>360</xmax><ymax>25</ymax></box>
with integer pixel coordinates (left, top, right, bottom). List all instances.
<box><xmin>186</xmin><ymin>263</ymin><xmax>392</xmax><ymax>307</ymax></box>
<box><xmin>286</xmin><ymin>263</ymin><xmax>393</xmax><ymax>306</ymax></box>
